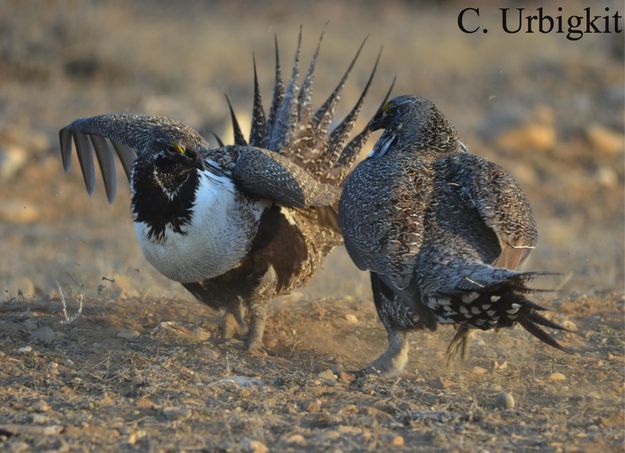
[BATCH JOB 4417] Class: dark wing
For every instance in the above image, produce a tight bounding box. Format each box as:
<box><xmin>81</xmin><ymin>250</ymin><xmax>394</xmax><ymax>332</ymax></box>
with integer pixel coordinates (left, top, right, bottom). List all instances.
<box><xmin>231</xmin><ymin>146</ymin><xmax>338</xmax><ymax>208</ymax></box>
<box><xmin>445</xmin><ymin>153</ymin><xmax>538</xmax><ymax>270</ymax></box>
<box><xmin>339</xmin><ymin>157</ymin><xmax>431</xmax><ymax>291</ymax></box>
<box><xmin>59</xmin><ymin>114</ymin><xmax>206</xmax><ymax>202</ymax></box>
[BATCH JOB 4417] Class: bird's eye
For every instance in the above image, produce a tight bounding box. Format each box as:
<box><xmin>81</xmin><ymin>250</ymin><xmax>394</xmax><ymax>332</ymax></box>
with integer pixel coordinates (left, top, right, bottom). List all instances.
<box><xmin>383</xmin><ymin>102</ymin><xmax>394</xmax><ymax>114</ymax></box>
<box><xmin>168</xmin><ymin>142</ymin><xmax>186</xmax><ymax>155</ymax></box>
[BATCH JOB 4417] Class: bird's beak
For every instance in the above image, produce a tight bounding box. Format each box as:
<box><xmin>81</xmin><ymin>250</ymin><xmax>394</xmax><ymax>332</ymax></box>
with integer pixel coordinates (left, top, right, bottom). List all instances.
<box><xmin>369</xmin><ymin>109</ymin><xmax>388</xmax><ymax>131</ymax></box>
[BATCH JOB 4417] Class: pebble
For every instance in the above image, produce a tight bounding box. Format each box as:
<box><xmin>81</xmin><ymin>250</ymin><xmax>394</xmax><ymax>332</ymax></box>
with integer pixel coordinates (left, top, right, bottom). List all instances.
<box><xmin>127</xmin><ymin>430</ymin><xmax>147</xmax><ymax>445</ymax></box>
<box><xmin>392</xmin><ymin>435</ymin><xmax>405</xmax><ymax>447</ymax></box>
<box><xmin>17</xmin><ymin>346</ymin><xmax>32</xmax><ymax>353</ymax></box>
<box><xmin>285</xmin><ymin>434</ymin><xmax>305</xmax><ymax>444</ymax></box>
<box><xmin>31</xmin><ymin>327</ymin><xmax>57</xmax><ymax>344</ymax></box>
<box><xmin>495</xmin><ymin>392</ymin><xmax>515</xmax><ymax>410</ymax></box>
<box><xmin>116</xmin><ymin>328</ymin><xmax>140</xmax><ymax>339</ymax></box>
<box><xmin>561</xmin><ymin>320</ymin><xmax>577</xmax><ymax>331</ymax></box>
<box><xmin>240</xmin><ymin>439</ymin><xmax>268</xmax><ymax>453</ymax></box>
<box><xmin>496</xmin><ymin>122</ymin><xmax>556</xmax><ymax>152</ymax></box>
<box><xmin>239</xmin><ymin>388</ymin><xmax>252</xmax><ymax>399</ymax></box>
<box><xmin>338</xmin><ymin>371</ymin><xmax>356</xmax><ymax>383</ymax></box>
<box><xmin>0</xmin><ymin>200</ymin><xmax>40</xmax><ymax>224</ymax></box>
<box><xmin>301</xmin><ymin>399</ymin><xmax>322</xmax><ymax>412</ymax></box>
<box><xmin>32</xmin><ymin>400</ymin><xmax>50</xmax><ymax>412</ymax></box>
<box><xmin>586</xmin><ymin>124</ymin><xmax>624</xmax><ymax>155</ymax></box>
<box><xmin>344</xmin><ymin>314</ymin><xmax>359</xmax><ymax>324</ymax></box>
<box><xmin>317</xmin><ymin>369</ymin><xmax>337</xmax><ymax>385</ymax></box>
<box><xmin>549</xmin><ymin>372</ymin><xmax>567</xmax><ymax>382</ymax></box>
<box><xmin>0</xmin><ymin>145</ymin><xmax>27</xmax><ymax>181</ymax></box>
<box><xmin>596</xmin><ymin>167</ymin><xmax>618</xmax><ymax>188</ymax></box>
<box><xmin>472</xmin><ymin>366</ymin><xmax>487</xmax><ymax>375</ymax></box>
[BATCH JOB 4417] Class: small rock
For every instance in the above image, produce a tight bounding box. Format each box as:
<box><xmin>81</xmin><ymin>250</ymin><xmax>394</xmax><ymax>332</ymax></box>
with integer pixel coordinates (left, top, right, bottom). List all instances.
<box><xmin>392</xmin><ymin>435</ymin><xmax>405</xmax><ymax>447</ymax></box>
<box><xmin>472</xmin><ymin>366</ymin><xmax>487</xmax><ymax>375</ymax></box>
<box><xmin>495</xmin><ymin>392</ymin><xmax>515</xmax><ymax>409</ymax></box>
<box><xmin>561</xmin><ymin>320</ymin><xmax>577</xmax><ymax>331</ymax></box>
<box><xmin>17</xmin><ymin>345</ymin><xmax>32</xmax><ymax>353</ymax></box>
<box><xmin>586</xmin><ymin>124</ymin><xmax>624</xmax><ymax>155</ymax></box>
<box><xmin>339</xmin><ymin>371</ymin><xmax>355</xmax><ymax>383</ymax></box>
<box><xmin>0</xmin><ymin>200</ymin><xmax>40</xmax><ymax>224</ymax></box>
<box><xmin>285</xmin><ymin>434</ymin><xmax>305</xmax><ymax>444</ymax></box>
<box><xmin>344</xmin><ymin>314</ymin><xmax>359</xmax><ymax>324</ymax></box>
<box><xmin>0</xmin><ymin>145</ymin><xmax>27</xmax><ymax>181</ymax></box>
<box><xmin>596</xmin><ymin>167</ymin><xmax>618</xmax><ymax>188</ymax></box>
<box><xmin>317</xmin><ymin>369</ymin><xmax>337</xmax><ymax>384</ymax></box>
<box><xmin>32</xmin><ymin>400</ymin><xmax>50</xmax><ymax>412</ymax></box>
<box><xmin>496</xmin><ymin>122</ymin><xmax>556</xmax><ymax>152</ymax></box>
<box><xmin>31</xmin><ymin>327</ymin><xmax>57</xmax><ymax>344</ymax></box>
<box><xmin>240</xmin><ymin>438</ymin><xmax>268</xmax><ymax>453</ymax></box>
<box><xmin>127</xmin><ymin>430</ymin><xmax>147</xmax><ymax>445</ymax></box>
<box><xmin>31</xmin><ymin>414</ymin><xmax>50</xmax><ymax>424</ymax></box>
<box><xmin>116</xmin><ymin>328</ymin><xmax>140</xmax><ymax>339</ymax></box>
<box><xmin>301</xmin><ymin>399</ymin><xmax>322</xmax><ymax>412</ymax></box>
<box><xmin>549</xmin><ymin>372</ymin><xmax>566</xmax><ymax>382</ymax></box>
<box><xmin>239</xmin><ymin>388</ymin><xmax>252</xmax><ymax>399</ymax></box>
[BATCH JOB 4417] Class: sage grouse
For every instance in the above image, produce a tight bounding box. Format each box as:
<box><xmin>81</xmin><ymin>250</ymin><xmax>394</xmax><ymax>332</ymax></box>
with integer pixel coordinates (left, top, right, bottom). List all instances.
<box><xmin>58</xmin><ymin>31</ymin><xmax>392</xmax><ymax>351</ymax></box>
<box><xmin>339</xmin><ymin>95</ymin><xmax>571</xmax><ymax>375</ymax></box>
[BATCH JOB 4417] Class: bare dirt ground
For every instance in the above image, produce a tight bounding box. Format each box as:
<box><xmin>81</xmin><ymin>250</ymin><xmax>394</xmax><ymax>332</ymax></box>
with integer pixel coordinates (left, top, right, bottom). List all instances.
<box><xmin>0</xmin><ymin>1</ymin><xmax>623</xmax><ymax>451</ymax></box>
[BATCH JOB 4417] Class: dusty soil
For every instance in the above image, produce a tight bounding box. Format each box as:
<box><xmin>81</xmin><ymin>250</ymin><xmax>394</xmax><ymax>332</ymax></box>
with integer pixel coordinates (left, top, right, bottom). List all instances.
<box><xmin>0</xmin><ymin>1</ymin><xmax>623</xmax><ymax>451</ymax></box>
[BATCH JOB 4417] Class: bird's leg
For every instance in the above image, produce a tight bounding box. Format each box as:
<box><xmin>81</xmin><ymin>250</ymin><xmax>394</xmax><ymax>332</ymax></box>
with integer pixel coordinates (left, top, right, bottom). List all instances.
<box><xmin>245</xmin><ymin>299</ymin><xmax>267</xmax><ymax>353</ymax></box>
<box><xmin>221</xmin><ymin>298</ymin><xmax>247</xmax><ymax>340</ymax></box>
<box><xmin>361</xmin><ymin>328</ymin><xmax>409</xmax><ymax>376</ymax></box>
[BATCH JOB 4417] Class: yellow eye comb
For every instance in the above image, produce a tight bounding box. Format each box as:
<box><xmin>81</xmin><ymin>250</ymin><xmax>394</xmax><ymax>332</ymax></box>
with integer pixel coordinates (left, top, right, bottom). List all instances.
<box><xmin>170</xmin><ymin>142</ymin><xmax>186</xmax><ymax>154</ymax></box>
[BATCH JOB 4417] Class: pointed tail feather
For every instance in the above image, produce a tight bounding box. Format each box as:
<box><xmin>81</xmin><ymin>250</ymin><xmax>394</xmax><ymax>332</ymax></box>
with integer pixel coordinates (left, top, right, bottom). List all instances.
<box><xmin>311</xmin><ymin>36</ymin><xmax>368</xmax><ymax>138</ymax></box>
<box><xmin>334</xmin><ymin>76</ymin><xmax>396</xmax><ymax>173</ymax></box>
<box><xmin>325</xmin><ymin>47</ymin><xmax>382</xmax><ymax>167</ymax></box>
<box><xmin>249</xmin><ymin>54</ymin><xmax>266</xmax><ymax>146</ymax></box>
<box><xmin>297</xmin><ymin>26</ymin><xmax>326</xmax><ymax>124</ymax></box>
<box><xmin>225</xmin><ymin>94</ymin><xmax>248</xmax><ymax>146</ymax></box>
<box><xmin>519</xmin><ymin>317</ymin><xmax>573</xmax><ymax>353</ymax></box>
<box><xmin>264</xmin><ymin>34</ymin><xmax>285</xmax><ymax>149</ymax></box>
<box><xmin>268</xmin><ymin>26</ymin><xmax>302</xmax><ymax>151</ymax></box>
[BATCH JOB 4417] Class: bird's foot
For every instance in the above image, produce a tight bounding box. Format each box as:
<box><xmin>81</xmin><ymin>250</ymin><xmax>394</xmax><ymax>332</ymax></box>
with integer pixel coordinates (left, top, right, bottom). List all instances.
<box><xmin>221</xmin><ymin>311</ymin><xmax>248</xmax><ymax>341</ymax></box>
<box><xmin>358</xmin><ymin>330</ymin><xmax>409</xmax><ymax>377</ymax></box>
<box><xmin>244</xmin><ymin>337</ymin><xmax>268</xmax><ymax>356</ymax></box>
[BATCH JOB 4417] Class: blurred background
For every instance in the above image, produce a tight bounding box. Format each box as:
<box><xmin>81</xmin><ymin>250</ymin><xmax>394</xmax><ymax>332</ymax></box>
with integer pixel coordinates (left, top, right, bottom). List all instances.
<box><xmin>0</xmin><ymin>0</ymin><xmax>623</xmax><ymax>301</ymax></box>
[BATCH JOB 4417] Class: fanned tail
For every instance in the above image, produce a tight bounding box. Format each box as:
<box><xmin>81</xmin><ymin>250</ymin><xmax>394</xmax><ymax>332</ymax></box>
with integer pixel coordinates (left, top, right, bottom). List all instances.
<box><xmin>223</xmin><ymin>29</ymin><xmax>391</xmax><ymax>187</ymax></box>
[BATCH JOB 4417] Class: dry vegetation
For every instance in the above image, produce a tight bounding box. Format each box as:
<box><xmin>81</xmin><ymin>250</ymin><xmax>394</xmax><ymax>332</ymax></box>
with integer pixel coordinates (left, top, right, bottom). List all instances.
<box><xmin>0</xmin><ymin>0</ymin><xmax>623</xmax><ymax>451</ymax></box>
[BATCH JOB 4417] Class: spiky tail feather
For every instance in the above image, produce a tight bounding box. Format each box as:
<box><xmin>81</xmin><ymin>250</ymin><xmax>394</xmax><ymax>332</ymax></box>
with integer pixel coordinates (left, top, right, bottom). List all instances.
<box><xmin>432</xmin><ymin>271</ymin><xmax>574</xmax><ymax>362</ymax></box>
<box><xmin>222</xmin><ymin>29</ymin><xmax>391</xmax><ymax>187</ymax></box>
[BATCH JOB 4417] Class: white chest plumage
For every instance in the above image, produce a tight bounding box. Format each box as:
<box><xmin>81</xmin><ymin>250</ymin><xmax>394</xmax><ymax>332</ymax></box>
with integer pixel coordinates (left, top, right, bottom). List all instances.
<box><xmin>134</xmin><ymin>171</ymin><xmax>268</xmax><ymax>283</ymax></box>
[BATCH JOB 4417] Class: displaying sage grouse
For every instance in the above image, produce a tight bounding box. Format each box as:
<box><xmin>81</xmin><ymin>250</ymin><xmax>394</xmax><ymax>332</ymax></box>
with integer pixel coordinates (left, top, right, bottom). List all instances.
<box><xmin>58</xmin><ymin>30</ymin><xmax>392</xmax><ymax>352</ymax></box>
<box><xmin>339</xmin><ymin>95</ymin><xmax>572</xmax><ymax>375</ymax></box>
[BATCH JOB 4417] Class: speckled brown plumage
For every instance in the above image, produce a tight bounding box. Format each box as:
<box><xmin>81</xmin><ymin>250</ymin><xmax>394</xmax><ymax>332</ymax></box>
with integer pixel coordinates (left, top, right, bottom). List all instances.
<box><xmin>339</xmin><ymin>95</ymin><xmax>570</xmax><ymax>375</ymax></box>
